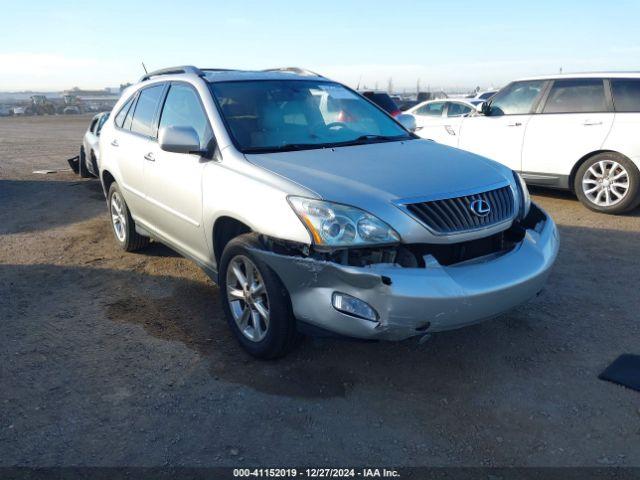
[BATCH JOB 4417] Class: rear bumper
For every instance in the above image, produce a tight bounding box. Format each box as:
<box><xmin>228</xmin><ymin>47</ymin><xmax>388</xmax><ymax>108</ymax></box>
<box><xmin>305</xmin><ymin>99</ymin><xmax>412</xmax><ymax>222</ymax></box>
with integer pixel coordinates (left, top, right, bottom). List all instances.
<box><xmin>253</xmin><ymin>205</ymin><xmax>559</xmax><ymax>340</ymax></box>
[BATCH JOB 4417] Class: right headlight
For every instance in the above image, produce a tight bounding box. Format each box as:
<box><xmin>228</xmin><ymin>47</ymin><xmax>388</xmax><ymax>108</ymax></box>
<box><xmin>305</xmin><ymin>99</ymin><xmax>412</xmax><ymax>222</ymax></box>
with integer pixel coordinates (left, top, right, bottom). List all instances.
<box><xmin>288</xmin><ymin>196</ymin><xmax>401</xmax><ymax>247</ymax></box>
<box><xmin>513</xmin><ymin>171</ymin><xmax>531</xmax><ymax>219</ymax></box>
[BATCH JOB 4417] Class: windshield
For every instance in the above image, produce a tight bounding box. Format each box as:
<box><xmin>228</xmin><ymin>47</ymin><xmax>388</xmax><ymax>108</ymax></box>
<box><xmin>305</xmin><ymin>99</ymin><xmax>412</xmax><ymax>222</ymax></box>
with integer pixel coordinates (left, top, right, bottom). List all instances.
<box><xmin>209</xmin><ymin>80</ymin><xmax>411</xmax><ymax>153</ymax></box>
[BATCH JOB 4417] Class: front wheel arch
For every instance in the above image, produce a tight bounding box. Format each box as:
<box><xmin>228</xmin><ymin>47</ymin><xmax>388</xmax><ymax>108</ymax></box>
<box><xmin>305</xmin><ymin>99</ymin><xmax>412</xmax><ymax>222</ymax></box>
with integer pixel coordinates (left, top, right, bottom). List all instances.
<box><xmin>212</xmin><ymin>216</ymin><xmax>252</xmax><ymax>266</ymax></box>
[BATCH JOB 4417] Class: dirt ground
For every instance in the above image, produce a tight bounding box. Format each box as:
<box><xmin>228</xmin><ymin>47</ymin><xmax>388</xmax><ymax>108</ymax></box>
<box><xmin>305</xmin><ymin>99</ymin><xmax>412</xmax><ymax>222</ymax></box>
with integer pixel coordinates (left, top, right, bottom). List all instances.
<box><xmin>1</xmin><ymin>115</ymin><xmax>639</xmax><ymax>467</ymax></box>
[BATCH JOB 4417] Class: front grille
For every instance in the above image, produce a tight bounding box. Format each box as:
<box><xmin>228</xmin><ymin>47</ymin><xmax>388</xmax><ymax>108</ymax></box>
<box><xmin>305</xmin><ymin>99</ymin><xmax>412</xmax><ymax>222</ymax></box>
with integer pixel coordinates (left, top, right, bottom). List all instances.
<box><xmin>406</xmin><ymin>186</ymin><xmax>515</xmax><ymax>234</ymax></box>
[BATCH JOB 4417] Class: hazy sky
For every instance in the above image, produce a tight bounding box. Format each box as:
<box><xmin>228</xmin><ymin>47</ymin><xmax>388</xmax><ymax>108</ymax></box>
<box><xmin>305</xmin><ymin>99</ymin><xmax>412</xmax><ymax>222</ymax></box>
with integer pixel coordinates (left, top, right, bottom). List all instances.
<box><xmin>1</xmin><ymin>0</ymin><xmax>639</xmax><ymax>91</ymax></box>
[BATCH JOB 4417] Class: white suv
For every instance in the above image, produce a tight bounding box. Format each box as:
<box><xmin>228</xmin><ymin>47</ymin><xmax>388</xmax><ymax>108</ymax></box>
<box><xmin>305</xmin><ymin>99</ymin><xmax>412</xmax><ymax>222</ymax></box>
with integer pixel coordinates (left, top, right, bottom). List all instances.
<box><xmin>414</xmin><ymin>73</ymin><xmax>640</xmax><ymax>214</ymax></box>
<box><xmin>99</xmin><ymin>66</ymin><xmax>558</xmax><ymax>358</ymax></box>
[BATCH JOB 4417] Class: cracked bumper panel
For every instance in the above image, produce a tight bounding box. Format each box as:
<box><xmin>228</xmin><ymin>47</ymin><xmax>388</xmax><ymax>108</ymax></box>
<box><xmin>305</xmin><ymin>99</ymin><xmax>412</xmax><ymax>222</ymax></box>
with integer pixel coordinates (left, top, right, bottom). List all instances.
<box><xmin>252</xmin><ymin>207</ymin><xmax>559</xmax><ymax>341</ymax></box>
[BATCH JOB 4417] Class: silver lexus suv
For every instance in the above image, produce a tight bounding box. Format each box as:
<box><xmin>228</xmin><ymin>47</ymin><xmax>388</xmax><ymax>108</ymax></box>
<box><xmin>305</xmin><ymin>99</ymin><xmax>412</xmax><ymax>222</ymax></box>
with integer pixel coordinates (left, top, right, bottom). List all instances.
<box><xmin>99</xmin><ymin>66</ymin><xmax>559</xmax><ymax>358</ymax></box>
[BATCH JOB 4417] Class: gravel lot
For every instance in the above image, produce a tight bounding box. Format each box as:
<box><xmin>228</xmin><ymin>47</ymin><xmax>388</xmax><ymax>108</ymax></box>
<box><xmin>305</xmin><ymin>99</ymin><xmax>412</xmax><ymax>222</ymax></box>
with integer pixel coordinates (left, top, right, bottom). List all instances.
<box><xmin>1</xmin><ymin>115</ymin><xmax>639</xmax><ymax>467</ymax></box>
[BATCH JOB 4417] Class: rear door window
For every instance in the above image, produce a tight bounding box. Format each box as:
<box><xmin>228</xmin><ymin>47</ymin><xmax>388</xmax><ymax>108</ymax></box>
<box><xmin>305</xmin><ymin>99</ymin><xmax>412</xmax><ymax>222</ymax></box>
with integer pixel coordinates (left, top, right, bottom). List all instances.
<box><xmin>130</xmin><ymin>85</ymin><xmax>165</xmax><ymax>137</ymax></box>
<box><xmin>611</xmin><ymin>79</ymin><xmax>640</xmax><ymax>112</ymax></box>
<box><xmin>447</xmin><ymin>102</ymin><xmax>472</xmax><ymax>117</ymax></box>
<box><xmin>542</xmin><ymin>79</ymin><xmax>608</xmax><ymax>114</ymax></box>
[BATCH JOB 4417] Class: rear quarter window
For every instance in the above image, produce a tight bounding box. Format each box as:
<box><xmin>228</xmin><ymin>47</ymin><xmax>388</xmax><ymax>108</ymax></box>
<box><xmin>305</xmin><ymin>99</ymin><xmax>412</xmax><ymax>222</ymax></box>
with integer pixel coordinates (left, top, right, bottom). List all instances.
<box><xmin>114</xmin><ymin>96</ymin><xmax>134</xmax><ymax>128</ymax></box>
<box><xmin>611</xmin><ymin>79</ymin><xmax>640</xmax><ymax>112</ymax></box>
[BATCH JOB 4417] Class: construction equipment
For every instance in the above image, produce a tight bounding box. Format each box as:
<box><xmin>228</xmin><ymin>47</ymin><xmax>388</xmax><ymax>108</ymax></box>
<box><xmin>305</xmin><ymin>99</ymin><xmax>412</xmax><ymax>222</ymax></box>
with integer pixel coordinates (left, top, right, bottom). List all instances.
<box><xmin>25</xmin><ymin>95</ymin><xmax>55</xmax><ymax>115</ymax></box>
<box><xmin>59</xmin><ymin>94</ymin><xmax>83</xmax><ymax>114</ymax></box>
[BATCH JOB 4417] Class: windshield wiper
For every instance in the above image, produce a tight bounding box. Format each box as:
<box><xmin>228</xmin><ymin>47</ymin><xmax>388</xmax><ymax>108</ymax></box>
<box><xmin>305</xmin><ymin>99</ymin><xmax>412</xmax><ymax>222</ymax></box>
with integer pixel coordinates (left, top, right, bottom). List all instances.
<box><xmin>335</xmin><ymin>134</ymin><xmax>410</xmax><ymax>146</ymax></box>
<box><xmin>243</xmin><ymin>143</ymin><xmax>329</xmax><ymax>154</ymax></box>
<box><xmin>242</xmin><ymin>135</ymin><xmax>411</xmax><ymax>154</ymax></box>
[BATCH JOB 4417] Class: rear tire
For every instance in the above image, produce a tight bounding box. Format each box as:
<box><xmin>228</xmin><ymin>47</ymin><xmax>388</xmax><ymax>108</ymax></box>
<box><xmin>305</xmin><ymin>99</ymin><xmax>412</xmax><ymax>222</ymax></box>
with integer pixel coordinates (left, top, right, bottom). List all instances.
<box><xmin>574</xmin><ymin>152</ymin><xmax>640</xmax><ymax>214</ymax></box>
<box><xmin>219</xmin><ymin>233</ymin><xmax>299</xmax><ymax>359</ymax></box>
<box><xmin>79</xmin><ymin>146</ymin><xmax>91</xmax><ymax>178</ymax></box>
<box><xmin>107</xmin><ymin>182</ymin><xmax>149</xmax><ymax>252</ymax></box>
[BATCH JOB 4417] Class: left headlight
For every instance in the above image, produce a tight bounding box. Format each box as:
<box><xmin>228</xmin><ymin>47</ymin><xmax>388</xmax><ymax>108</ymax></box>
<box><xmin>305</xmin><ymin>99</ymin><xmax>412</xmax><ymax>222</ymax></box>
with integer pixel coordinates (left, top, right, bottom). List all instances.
<box><xmin>288</xmin><ymin>196</ymin><xmax>401</xmax><ymax>247</ymax></box>
<box><xmin>513</xmin><ymin>171</ymin><xmax>531</xmax><ymax>219</ymax></box>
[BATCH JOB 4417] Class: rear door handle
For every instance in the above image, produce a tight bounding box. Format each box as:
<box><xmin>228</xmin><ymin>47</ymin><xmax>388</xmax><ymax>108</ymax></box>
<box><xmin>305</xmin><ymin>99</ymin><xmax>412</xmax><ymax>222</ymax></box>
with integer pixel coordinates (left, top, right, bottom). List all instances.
<box><xmin>143</xmin><ymin>152</ymin><xmax>155</xmax><ymax>162</ymax></box>
<box><xmin>583</xmin><ymin>120</ymin><xmax>603</xmax><ymax>126</ymax></box>
<box><xmin>507</xmin><ymin>121</ymin><xmax>522</xmax><ymax>127</ymax></box>
<box><xmin>111</xmin><ymin>139</ymin><xmax>119</xmax><ymax>147</ymax></box>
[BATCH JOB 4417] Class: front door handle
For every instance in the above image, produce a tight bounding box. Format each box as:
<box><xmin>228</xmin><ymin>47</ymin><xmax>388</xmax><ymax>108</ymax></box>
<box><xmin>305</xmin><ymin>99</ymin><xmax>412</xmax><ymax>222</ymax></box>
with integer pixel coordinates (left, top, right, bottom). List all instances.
<box><xmin>583</xmin><ymin>120</ymin><xmax>603</xmax><ymax>126</ymax></box>
<box><xmin>445</xmin><ymin>125</ymin><xmax>456</xmax><ymax>135</ymax></box>
<box><xmin>507</xmin><ymin>121</ymin><xmax>522</xmax><ymax>127</ymax></box>
<box><xmin>143</xmin><ymin>152</ymin><xmax>155</xmax><ymax>162</ymax></box>
<box><xmin>111</xmin><ymin>139</ymin><xmax>119</xmax><ymax>147</ymax></box>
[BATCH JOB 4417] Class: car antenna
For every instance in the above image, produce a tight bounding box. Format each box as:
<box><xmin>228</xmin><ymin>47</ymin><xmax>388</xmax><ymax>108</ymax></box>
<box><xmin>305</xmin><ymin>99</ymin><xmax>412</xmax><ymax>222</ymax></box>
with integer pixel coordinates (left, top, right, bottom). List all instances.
<box><xmin>141</xmin><ymin>62</ymin><xmax>148</xmax><ymax>74</ymax></box>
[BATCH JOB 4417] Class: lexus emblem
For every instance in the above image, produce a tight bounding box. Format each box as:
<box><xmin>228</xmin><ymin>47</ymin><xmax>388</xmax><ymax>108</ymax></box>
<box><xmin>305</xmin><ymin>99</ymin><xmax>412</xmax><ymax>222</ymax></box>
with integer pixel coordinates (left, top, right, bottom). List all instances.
<box><xmin>469</xmin><ymin>199</ymin><xmax>491</xmax><ymax>217</ymax></box>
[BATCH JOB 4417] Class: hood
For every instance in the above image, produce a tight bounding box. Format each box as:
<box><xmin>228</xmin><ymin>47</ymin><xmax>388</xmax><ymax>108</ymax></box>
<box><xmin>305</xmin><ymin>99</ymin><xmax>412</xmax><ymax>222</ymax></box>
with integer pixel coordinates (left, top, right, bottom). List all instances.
<box><xmin>245</xmin><ymin>139</ymin><xmax>511</xmax><ymax>205</ymax></box>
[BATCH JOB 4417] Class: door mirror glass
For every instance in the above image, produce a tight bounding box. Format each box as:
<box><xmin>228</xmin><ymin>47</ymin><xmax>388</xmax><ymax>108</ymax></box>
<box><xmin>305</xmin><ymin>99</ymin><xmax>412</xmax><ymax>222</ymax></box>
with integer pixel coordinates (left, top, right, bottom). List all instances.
<box><xmin>159</xmin><ymin>125</ymin><xmax>201</xmax><ymax>154</ymax></box>
<box><xmin>396</xmin><ymin>113</ymin><xmax>416</xmax><ymax>131</ymax></box>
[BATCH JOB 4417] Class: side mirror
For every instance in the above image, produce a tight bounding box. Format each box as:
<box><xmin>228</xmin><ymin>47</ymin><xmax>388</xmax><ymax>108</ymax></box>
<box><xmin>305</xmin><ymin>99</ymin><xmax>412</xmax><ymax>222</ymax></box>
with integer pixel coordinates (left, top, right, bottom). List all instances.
<box><xmin>396</xmin><ymin>113</ymin><xmax>417</xmax><ymax>132</ymax></box>
<box><xmin>159</xmin><ymin>125</ymin><xmax>201</xmax><ymax>154</ymax></box>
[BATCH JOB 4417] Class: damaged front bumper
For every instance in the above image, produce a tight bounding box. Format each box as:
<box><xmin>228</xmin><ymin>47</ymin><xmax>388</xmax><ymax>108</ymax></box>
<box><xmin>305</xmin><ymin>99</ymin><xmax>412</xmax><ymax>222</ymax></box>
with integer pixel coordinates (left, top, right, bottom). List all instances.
<box><xmin>252</xmin><ymin>205</ymin><xmax>559</xmax><ymax>340</ymax></box>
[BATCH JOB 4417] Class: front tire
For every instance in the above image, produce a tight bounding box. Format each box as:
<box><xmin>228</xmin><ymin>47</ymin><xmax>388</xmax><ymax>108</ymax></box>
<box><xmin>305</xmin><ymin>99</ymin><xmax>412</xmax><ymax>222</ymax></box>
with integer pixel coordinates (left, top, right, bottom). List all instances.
<box><xmin>107</xmin><ymin>182</ymin><xmax>149</xmax><ymax>252</ymax></box>
<box><xmin>219</xmin><ymin>233</ymin><xmax>298</xmax><ymax>359</ymax></box>
<box><xmin>575</xmin><ymin>152</ymin><xmax>640</xmax><ymax>214</ymax></box>
<box><xmin>79</xmin><ymin>146</ymin><xmax>91</xmax><ymax>178</ymax></box>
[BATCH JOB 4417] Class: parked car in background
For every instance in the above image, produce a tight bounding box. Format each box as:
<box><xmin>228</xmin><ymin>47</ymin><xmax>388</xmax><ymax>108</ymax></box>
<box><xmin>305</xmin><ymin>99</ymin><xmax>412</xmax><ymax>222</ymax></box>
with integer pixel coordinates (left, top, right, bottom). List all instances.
<box><xmin>464</xmin><ymin>90</ymin><xmax>498</xmax><ymax>107</ymax></box>
<box><xmin>78</xmin><ymin>112</ymin><xmax>109</xmax><ymax>178</ymax></box>
<box><xmin>360</xmin><ymin>91</ymin><xmax>402</xmax><ymax>117</ymax></box>
<box><xmin>470</xmin><ymin>90</ymin><xmax>498</xmax><ymax>102</ymax></box>
<box><xmin>398</xmin><ymin>99</ymin><xmax>420</xmax><ymax>111</ymax></box>
<box><xmin>406</xmin><ymin>99</ymin><xmax>475</xmax><ymax>146</ymax></box>
<box><xmin>455</xmin><ymin>73</ymin><xmax>640</xmax><ymax>213</ymax></box>
<box><xmin>98</xmin><ymin>65</ymin><xmax>558</xmax><ymax>358</ymax></box>
<box><xmin>397</xmin><ymin>92</ymin><xmax>449</xmax><ymax>112</ymax></box>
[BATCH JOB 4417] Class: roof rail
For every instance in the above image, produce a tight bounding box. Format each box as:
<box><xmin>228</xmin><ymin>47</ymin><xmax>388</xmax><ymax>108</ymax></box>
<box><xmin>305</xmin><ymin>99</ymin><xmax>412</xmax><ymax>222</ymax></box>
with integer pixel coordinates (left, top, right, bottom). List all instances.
<box><xmin>200</xmin><ymin>68</ymin><xmax>234</xmax><ymax>73</ymax></box>
<box><xmin>140</xmin><ymin>65</ymin><xmax>204</xmax><ymax>82</ymax></box>
<box><xmin>262</xmin><ymin>67</ymin><xmax>323</xmax><ymax>77</ymax></box>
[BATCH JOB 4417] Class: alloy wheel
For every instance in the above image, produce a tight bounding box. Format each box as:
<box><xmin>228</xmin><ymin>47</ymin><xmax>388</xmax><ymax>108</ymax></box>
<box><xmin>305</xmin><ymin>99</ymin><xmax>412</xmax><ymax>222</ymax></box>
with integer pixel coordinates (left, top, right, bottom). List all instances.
<box><xmin>226</xmin><ymin>255</ymin><xmax>270</xmax><ymax>342</ymax></box>
<box><xmin>582</xmin><ymin>159</ymin><xmax>630</xmax><ymax>207</ymax></box>
<box><xmin>110</xmin><ymin>191</ymin><xmax>127</xmax><ymax>242</ymax></box>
